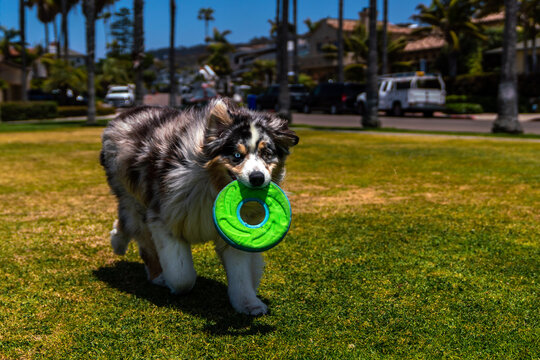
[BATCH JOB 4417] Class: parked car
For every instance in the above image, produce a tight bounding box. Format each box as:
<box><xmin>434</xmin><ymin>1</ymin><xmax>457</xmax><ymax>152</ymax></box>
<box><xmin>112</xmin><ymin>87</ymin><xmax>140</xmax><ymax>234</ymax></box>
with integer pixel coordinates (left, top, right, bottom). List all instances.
<box><xmin>355</xmin><ymin>72</ymin><xmax>446</xmax><ymax>117</ymax></box>
<box><xmin>182</xmin><ymin>86</ymin><xmax>218</xmax><ymax>109</ymax></box>
<box><xmin>301</xmin><ymin>82</ymin><xmax>365</xmax><ymax>114</ymax></box>
<box><xmin>105</xmin><ymin>85</ymin><xmax>135</xmax><ymax>107</ymax></box>
<box><xmin>256</xmin><ymin>84</ymin><xmax>309</xmax><ymax>111</ymax></box>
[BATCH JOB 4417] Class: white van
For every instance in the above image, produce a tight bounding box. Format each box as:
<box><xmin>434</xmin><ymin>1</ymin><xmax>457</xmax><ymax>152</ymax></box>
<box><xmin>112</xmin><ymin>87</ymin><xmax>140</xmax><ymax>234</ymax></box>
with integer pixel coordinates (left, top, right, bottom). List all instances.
<box><xmin>356</xmin><ymin>72</ymin><xmax>446</xmax><ymax>117</ymax></box>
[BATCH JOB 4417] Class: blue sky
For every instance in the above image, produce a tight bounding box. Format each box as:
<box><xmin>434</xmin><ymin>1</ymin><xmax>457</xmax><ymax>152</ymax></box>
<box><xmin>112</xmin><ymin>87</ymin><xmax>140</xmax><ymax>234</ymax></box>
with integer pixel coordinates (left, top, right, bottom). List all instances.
<box><xmin>0</xmin><ymin>0</ymin><xmax>423</xmax><ymax>59</ymax></box>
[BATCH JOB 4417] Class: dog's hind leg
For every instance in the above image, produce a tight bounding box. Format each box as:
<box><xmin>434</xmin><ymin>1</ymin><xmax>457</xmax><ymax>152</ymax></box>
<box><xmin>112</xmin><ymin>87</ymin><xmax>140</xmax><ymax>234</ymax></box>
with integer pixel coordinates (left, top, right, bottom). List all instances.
<box><xmin>148</xmin><ymin>220</ymin><xmax>197</xmax><ymax>294</ymax></box>
<box><xmin>110</xmin><ymin>219</ymin><xmax>131</xmax><ymax>255</ymax></box>
<box><xmin>218</xmin><ymin>245</ymin><xmax>268</xmax><ymax>316</ymax></box>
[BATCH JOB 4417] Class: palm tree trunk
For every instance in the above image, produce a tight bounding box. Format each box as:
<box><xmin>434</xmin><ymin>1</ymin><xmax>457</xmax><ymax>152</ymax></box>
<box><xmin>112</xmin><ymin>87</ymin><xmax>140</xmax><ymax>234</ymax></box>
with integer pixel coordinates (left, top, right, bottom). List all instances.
<box><xmin>531</xmin><ymin>26</ymin><xmax>537</xmax><ymax>73</ymax></box>
<box><xmin>382</xmin><ymin>0</ymin><xmax>388</xmax><ymax>75</ymax></box>
<box><xmin>275</xmin><ymin>0</ymin><xmax>281</xmax><ymax>84</ymax></box>
<box><xmin>205</xmin><ymin>20</ymin><xmax>209</xmax><ymax>42</ymax></box>
<box><xmin>448</xmin><ymin>50</ymin><xmax>458</xmax><ymax>78</ymax></box>
<box><xmin>362</xmin><ymin>0</ymin><xmax>380</xmax><ymax>128</ymax></box>
<box><xmin>133</xmin><ymin>0</ymin><xmax>144</xmax><ymax>106</ymax></box>
<box><xmin>84</xmin><ymin>0</ymin><xmax>96</xmax><ymax>125</ymax></box>
<box><xmin>278</xmin><ymin>0</ymin><xmax>290</xmax><ymax>121</ymax></box>
<box><xmin>20</xmin><ymin>0</ymin><xmax>27</xmax><ymax>101</ymax></box>
<box><xmin>292</xmin><ymin>0</ymin><xmax>298</xmax><ymax>83</ymax></box>
<box><xmin>54</xmin><ymin>16</ymin><xmax>60</xmax><ymax>58</ymax></box>
<box><xmin>337</xmin><ymin>0</ymin><xmax>344</xmax><ymax>82</ymax></box>
<box><xmin>493</xmin><ymin>0</ymin><xmax>522</xmax><ymax>134</ymax></box>
<box><xmin>169</xmin><ymin>0</ymin><xmax>176</xmax><ymax>107</ymax></box>
<box><xmin>523</xmin><ymin>26</ymin><xmax>530</xmax><ymax>75</ymax></box>
<box><xmin>61</xmin><ymin>0</ymin><xmax>68</xmax><ymax>63</ymax></box>
<box><xmin>44</xmin><ymin>22</ymin><xmax>49</xmax><ymax>51</ymax></box>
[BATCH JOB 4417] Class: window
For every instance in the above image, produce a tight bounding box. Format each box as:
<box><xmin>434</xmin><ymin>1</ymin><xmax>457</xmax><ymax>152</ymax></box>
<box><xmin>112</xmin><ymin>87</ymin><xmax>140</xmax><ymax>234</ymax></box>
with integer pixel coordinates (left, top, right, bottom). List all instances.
<box><xmin>396</xmin><ymin>81</ymin><xmax>411</xmax><ymax>90</ymax></box>
<box><xmin>415</xmin><ymin>79</ymin><xmax>441</xmax><ymax>89</ymax></box>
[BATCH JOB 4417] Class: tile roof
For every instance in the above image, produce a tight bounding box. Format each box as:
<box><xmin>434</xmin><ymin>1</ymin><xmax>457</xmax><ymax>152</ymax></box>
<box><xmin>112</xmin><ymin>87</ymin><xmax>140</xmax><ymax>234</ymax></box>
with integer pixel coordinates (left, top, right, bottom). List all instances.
<box><xmin>404</xmin><ymin>35</ymin><xmax>446</xmax><ymax>52</ymax></box>
<box><xmin>325</xmin><ymin>18</ymin><xmax>413</xmax><ymax>35</ymax></box>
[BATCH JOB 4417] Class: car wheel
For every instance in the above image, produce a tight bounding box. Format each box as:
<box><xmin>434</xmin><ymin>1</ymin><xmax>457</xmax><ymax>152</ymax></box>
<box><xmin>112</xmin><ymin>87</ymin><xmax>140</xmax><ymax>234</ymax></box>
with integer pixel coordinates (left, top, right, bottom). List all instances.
<box><xmin>392</xmin><ymin>102</ymin><xmax>403</xmax><ymax>117</ymax></box>
<box><xmin>303</xmin><ymin>104</ymin><xmax>311</xmax><ymax>114</ymax></box>
<box><xmin>423</xmin><ymin>111</ymin><xmax>434</xmax><ymax>118</ymax></box>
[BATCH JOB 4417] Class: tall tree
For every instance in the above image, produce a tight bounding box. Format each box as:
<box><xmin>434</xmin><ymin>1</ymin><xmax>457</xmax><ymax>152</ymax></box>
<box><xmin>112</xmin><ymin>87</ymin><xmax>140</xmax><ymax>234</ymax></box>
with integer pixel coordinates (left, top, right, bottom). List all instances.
<box><xmin>337</xmin><ymin>0</ymin><xmax>344</xmax><ymax>82</ymax></box>
<box><xmin>197</xmin><ymin>8</ymin><xmax>214</xmax><ymax>42</ymax></box>
<box><xmin>381</xmin><ymin>0</ymin><xmax>388</xmax><ymax>74</ymax></box>
<box><xmin>28</xmin><ymin>0</ymin><xmax>59</xmax><ymax>51</ymax></box>
<box><xmin>169</xmin><ymin>0</ymin><xmax>176</xmax><ymax>107</ymax></box>
<box><xmin>108</xmin><ymin>7</ymin><xmax>133</xmax><ymax>56</ymax></box>
<box><xmin>61</xmin><ymin>0</ymin><xmax>68</xmax><ymax>62</ymax></box>
<box><xmin>362</xmin><ymin>0</ymin><xmax>380</xmax><ymax>128</ymax></box>
<box><xmin>277</xmin><ymin>0</ymin><xmax>290</xmax><ymax>121</ymax></box>
<box><xmin>275</xmin><ymin>0</ymin><xmax>281</xmax><ymax>87</ymax></box>
<box><xmin>292</xmin><ymin>0</ymin><xmax>298</xmax><ymax>83</ymax></box>
<box><xmin>133</xmin><ymin>0</ymin><xmax>144</xmax><ymax>106</ymax></box>
<box><xmin>412</xmin><ymin>0</ymin><xmax>485</xmax><ymax>78</ymax></box>
<box><xmin>20</xmin><ymin>0</ymin><xmax>28</xmax><ymax>101</ymax></box>
<box><xmin>83</xmin><ymin>0</ymin><xmax>95</xmax><ymax>124</ymax></box>
<box><xmin>492</xmin><ymin>0</ymin><xmax>523</xmax><ymax>133</ymax></box>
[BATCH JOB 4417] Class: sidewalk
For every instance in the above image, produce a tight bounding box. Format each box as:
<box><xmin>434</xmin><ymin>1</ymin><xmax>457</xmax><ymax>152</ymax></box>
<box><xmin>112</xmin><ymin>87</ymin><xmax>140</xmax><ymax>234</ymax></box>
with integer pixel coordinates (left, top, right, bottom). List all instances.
<box><xmin>439</xmin><ymin>112</ymin><xmax>540</xmax><ymax>122</ymax></box>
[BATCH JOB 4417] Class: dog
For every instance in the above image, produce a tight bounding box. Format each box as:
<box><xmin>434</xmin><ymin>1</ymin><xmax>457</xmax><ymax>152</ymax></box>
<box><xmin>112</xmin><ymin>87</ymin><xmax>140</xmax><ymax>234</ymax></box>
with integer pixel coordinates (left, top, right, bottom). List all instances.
<box><xmin>100</xmin><ymin>98</ymin><xmax>298</xmax><ymax>315</ymax></box>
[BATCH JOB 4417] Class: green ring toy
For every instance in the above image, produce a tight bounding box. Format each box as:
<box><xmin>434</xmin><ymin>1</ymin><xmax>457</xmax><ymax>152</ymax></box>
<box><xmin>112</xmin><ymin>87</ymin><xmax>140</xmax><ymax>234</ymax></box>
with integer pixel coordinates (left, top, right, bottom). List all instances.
<box><xmin>213</xmin><ymin>180</ymin><xmax>292</xmax><ymax>252</ymax></box>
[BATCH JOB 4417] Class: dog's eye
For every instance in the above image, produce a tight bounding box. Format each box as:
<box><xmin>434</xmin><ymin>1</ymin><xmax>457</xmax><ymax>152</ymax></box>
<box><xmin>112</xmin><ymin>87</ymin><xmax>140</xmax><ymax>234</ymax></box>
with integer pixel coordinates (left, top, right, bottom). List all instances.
<box><xmin>233</xmin><ymin>152</ymin><xmax>243</xmax><ymax>161</ymax></box>
<box><xmin>261</xmin><ymin>148</ymin><xmax>274</xmax><ymax>158</ymax></box>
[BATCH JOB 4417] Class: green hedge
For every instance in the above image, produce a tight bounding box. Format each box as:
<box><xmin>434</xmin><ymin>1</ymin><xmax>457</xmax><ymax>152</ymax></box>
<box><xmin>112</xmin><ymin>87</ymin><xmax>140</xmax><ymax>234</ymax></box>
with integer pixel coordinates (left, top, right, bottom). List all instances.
<box><xmin>0</xmin><ymin>101</ymin><xmax>57</xmax><ymax>121</ymax></box>
<box><xmin>57</xmin><ymin>106</ymin><xmax>116</xmax><ymax>117</ymax></box>
<box><xmin>444</xmin><ymin>102</ymin><xmax>484</xmax><ymax>114</ymax></box>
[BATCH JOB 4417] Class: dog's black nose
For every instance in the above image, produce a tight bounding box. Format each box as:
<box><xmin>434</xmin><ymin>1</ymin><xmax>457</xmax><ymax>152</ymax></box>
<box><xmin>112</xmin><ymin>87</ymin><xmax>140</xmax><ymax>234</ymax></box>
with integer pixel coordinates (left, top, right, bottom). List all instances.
<box><xmin>249</xmin><ymin>171</ymin><xmax>265</xmax><ymax>187</ymax></box>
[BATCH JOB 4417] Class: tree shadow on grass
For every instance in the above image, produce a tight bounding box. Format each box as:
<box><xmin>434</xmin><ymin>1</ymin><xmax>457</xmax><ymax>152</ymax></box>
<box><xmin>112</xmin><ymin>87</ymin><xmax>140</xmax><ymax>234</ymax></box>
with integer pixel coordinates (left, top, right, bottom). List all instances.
<box><xmin>93</xmin><ymin>260</ymin><xmax>275</xmax><ymax>336</ymax></box>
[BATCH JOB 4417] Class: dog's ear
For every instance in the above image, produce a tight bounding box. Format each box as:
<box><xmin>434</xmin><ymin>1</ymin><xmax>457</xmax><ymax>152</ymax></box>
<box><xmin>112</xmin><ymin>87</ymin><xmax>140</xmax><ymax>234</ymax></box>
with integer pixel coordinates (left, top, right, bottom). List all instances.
<box><xmin>207</xmin><ymin>98</ymin><xmax>233</xmax><ymax>132</ymax></box>
<box><xmin>276</xmin><ymin>128</ymin><xmax>299</xmax><ymax>151</ymax></box>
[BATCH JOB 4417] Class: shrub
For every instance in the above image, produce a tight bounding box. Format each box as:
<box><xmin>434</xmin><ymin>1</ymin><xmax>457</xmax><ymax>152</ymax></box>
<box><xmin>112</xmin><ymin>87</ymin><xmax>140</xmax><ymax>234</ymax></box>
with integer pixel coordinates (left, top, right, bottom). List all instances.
<box><xmin>444</xmin><ymin>102</ymin><xmax>484</xmax><ymax>114</ymax></box>
<box><xmin>57</xmin><ymin>106</ymin><xmax>116</xmax><ymax>117</ymax></box>
<box><xmin>0</xmin><ymin>101</ymin><xmax>57</xmax><ymax>121</ymax></box>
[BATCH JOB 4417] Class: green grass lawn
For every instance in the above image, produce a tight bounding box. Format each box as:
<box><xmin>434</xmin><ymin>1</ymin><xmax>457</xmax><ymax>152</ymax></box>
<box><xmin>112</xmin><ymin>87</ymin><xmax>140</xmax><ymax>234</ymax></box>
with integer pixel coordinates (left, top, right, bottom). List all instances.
<box><xmin>0</xmin><ymin>126</ymin><xmax>538</xmax><ymax>359</ymax></box>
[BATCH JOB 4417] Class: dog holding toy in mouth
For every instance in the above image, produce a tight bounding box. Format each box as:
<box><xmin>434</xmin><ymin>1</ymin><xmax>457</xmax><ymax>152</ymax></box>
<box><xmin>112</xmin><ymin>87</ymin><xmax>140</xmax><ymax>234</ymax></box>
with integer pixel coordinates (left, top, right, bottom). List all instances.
<box><xmin>100</xmin><ymin>98</ymin><xmax>298</xmax><ymax>315</ymax></box>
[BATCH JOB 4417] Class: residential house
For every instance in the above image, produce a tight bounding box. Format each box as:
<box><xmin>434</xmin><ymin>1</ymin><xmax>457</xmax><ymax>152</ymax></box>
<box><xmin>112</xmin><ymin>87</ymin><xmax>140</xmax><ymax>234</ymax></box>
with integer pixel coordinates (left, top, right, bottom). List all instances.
<box><xmin>0</xmin><ymin>52</ymin><xmax>30</xmax><ymax>102</ymax></box>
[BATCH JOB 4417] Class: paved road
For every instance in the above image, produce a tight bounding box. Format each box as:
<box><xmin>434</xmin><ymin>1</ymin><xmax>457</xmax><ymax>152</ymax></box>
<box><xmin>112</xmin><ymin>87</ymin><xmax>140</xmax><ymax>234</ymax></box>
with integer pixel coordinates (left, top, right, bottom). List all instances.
<box><xmin>292</xmin><ymin>112</ymin><xmax>540</xmax><ymax>135</ymax></box>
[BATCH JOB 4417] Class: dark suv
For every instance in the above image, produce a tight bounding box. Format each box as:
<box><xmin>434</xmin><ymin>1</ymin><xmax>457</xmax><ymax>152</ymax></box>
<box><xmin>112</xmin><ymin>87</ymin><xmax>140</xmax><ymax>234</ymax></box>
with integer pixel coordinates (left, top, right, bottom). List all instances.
<box><xmin>302</xmin><ymin>82</ymin><xmax>365</xmax><ymax>114</ymax></box>
<box><xmin>256</xmin><ymin>84</ymin><xmax>309</xmax><ymax>111</ymax></box>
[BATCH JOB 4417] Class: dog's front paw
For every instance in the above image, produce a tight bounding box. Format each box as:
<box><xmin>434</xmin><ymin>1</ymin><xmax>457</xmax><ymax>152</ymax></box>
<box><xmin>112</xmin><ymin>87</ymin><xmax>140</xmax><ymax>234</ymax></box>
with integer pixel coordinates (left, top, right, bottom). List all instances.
<box><xmin>231</xmin><ymin>296</ymin><xmax>268</xmax><ymax>316</ymax></box>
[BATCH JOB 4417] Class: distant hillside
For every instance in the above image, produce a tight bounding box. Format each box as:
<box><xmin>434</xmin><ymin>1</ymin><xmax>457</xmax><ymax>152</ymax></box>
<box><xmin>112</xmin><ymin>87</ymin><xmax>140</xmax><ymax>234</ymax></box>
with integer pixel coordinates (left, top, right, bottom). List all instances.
<box><xmin>147</xmin><ymin>36</ymin><xmax>273</xmax><ymax>69</ymax></box>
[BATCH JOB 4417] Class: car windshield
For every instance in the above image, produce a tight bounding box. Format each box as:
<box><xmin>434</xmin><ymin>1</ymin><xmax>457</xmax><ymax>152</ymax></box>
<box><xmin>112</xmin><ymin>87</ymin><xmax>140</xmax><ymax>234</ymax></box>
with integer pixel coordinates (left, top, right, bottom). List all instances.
<box><xmin>109</xmin><ymin>88</ymin><xmax>129</xmax><ymax>94</ymax></box>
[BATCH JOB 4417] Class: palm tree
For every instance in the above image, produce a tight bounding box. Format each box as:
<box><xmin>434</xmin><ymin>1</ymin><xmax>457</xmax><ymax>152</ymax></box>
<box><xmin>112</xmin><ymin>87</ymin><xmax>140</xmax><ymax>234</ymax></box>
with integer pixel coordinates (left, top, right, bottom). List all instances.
<box><xmin>304</xmin><ymin>18</ymin><xmax>322</xmax><ymax>35</ymax></box>
<box><xmin>197</xmin><ymin>8</ymin><xmax>214</xmax><ymax>42</ymax></box>
<box><xmin>133</xmin><ymin>0</ymin><xmax>144</xmax><ymax>106</ymax></box>
<box><xmin>0</xmin><ymin>27</ymin><xmax>20</xmax><ymax>62</ymax></box>
<box><xmin>28</xmin><ymin>0</ymin><xmax>59</xmax><ymax>50</ymax></box>
<box><xmin>277</xmin><ymin>0</ymin><xmax>290</xmax><ymax>121</ymax></box>
<box><xmin>83</xmin><ymin>0</ymin><xmax>95</xmax><ymax>124</ymax></box>
<box><xmin>362</xmin><ymin>0</ymin><xmax>380</xmax><ymax>128</ymax></box>
<box><xmin>20</xmin><ymin>0</ymin><xmax>27</xmax><ymax>101</ymax></box>
<box><xmin>169</xmin><ymin>0</ymin><xmax>176</xmax><ymax>107</ymax></box>
<box><xmin>337</xmin><ymin>0</ymin><xmax>344</xmax><ymax>82</ymax></box>
<box><xmin>492</xmin><ymin>0</ymin><xmax>523</xmax><ymax>133</ymax></box>
<box><xmin>381</xmin><ymin>0</ymin><xmax>388</xmax><ymax>74</ymax></box>
<box><xmin>292</xmin><ymin>0</ymin><xmax>298</xmax><ymax>83</ymax></box>
<box><xmin>412</xmin><ymin>0</ymin><xmax>485</xmax><ymax>78</ymax></box>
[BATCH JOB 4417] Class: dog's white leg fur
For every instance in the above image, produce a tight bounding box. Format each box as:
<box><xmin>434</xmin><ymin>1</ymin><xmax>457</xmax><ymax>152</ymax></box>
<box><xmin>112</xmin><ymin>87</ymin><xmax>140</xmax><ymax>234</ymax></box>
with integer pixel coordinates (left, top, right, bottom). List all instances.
<box><xmin>221</xmin><ymin>247</ymin><xmax>267</xmax><ymax>316</ymax></box>
<box><xmin>110</xmin><ymin>219</ymin><xmax>130</xmax><ymax>255</ymax></box>
<box><xmin>148</xmin><ymin>221</ymin><xmax>197</xmax><ymax>294</ymax></box>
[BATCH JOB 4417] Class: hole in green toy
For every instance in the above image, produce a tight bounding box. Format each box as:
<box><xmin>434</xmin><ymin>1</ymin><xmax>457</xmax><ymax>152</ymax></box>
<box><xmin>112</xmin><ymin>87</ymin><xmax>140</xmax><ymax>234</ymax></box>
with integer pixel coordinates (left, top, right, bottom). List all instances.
<box><xmin>238</xmin><ymin>200</ymin><xmax>267</xmax><ymax>227</ymax></box>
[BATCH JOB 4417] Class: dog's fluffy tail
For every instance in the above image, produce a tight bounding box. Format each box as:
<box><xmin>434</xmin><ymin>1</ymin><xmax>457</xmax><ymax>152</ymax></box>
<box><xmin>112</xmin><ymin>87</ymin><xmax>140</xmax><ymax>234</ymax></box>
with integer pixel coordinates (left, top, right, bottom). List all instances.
<box><xmin>110</xmin><ymin>219</ymin><xmax>131</xmax><ymax>255</ymax></box>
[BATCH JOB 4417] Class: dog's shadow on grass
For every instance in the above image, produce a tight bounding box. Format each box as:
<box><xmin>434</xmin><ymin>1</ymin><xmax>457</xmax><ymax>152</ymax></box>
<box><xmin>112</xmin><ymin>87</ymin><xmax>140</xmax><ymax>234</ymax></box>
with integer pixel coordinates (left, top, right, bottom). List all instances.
<box><xmin>93</xmin><ymin>260</ymin><xmax>275</xmax><ymax>336</ymax></box>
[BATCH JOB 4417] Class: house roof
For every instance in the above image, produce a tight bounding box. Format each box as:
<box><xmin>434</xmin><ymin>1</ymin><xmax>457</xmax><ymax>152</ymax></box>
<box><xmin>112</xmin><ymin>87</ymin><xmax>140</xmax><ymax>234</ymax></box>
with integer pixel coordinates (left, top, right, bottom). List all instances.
<box><xmin>403</xmin><ymin>35</ymin><xmax>446</xmax><ymax>52</ymax></box>
<box><xmin>485</xmin><ymin>37</ymin><xmax>540</xmax><ymax>54</ymax></box>
<box><xmin>472</xmin><ymin>12</ymin><xmax>504</xmax><ymax>25</ymax></box>
<box><xmin>325</xmin><ymin>18</ymin><xmax>413</xmax><ymax>35</ymax></box>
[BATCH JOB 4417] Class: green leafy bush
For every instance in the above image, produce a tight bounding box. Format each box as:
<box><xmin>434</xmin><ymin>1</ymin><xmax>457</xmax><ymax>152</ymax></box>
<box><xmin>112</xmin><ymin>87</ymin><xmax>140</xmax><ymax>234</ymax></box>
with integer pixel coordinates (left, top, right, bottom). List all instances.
<box><xmin>444</xmin><ymin>102</ymin><xmax>484</xmax><ymax>114</ymax></box>
<box><xmin>57</xmin><ymin>106</ymin><xmax>116</xmax><ymax>117</ymax></box>
<box><xmin>0</xmin><ymin>101</ymin><xmax>58</xmax><ymax>121</ymax></box>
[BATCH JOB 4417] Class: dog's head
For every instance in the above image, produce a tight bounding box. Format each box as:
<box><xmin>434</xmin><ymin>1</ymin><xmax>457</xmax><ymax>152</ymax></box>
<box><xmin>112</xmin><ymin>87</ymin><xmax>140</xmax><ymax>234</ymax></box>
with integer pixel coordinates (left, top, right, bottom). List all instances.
<box><xmin>203</xmin><ymin>98</ymin><xmax>299</xmax><ymax>191</ymax></box>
